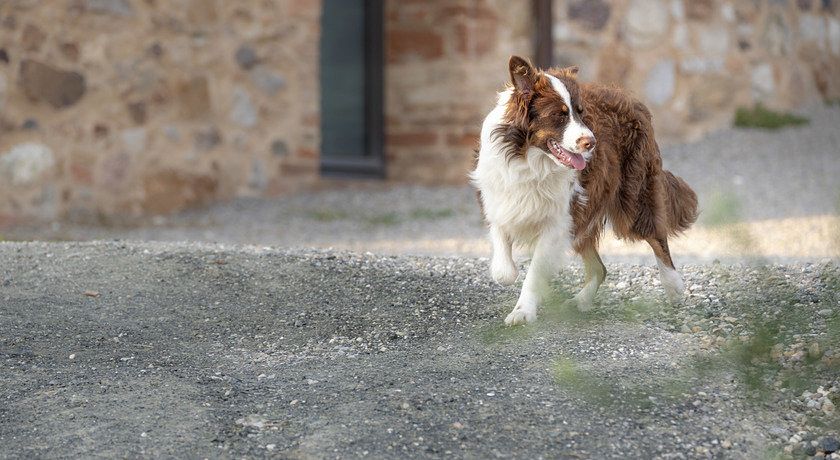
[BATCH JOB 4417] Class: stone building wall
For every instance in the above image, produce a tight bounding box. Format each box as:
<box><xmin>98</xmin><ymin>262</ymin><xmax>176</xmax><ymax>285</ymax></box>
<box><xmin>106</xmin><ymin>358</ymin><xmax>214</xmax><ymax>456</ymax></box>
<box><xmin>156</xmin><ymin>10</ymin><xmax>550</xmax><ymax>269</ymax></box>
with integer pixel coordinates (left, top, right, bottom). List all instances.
<box><xmin>0</xmin><ymin>0</ymin><xmax>322</xmax><ymax>225</ymax></box>
<box><xmin>1</xmin><ymin>0</ymin><xmax>839</xmax><ymax>224</ymax></box>
<box><xmin>553</xmin><ymin>0</ymin><xmax>840</xmax><ymax>141</ymax></box>
<box><xmin>383</xmin><ymin>0</ymin><xmax>532</xmax><ymax>184</ymax></box>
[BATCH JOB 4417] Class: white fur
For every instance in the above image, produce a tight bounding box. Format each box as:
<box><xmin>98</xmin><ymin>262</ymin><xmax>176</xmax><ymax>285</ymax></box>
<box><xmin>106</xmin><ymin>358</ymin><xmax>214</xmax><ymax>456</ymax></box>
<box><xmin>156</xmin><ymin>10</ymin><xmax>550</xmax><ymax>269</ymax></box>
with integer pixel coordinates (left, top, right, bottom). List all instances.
<box><xmin>471</xmin><ymin>89</ymin><xmax>578</xmax><ymax>325</ymax></box>
<box><xmin>656</xmin><ymin>257</ymin><xmax>685</xmax><ymax>302</ymax></box>
<box><xmin>546</xmin><ymin>75</ymin><xmax>594</xmax><ymax>157</ymax></box>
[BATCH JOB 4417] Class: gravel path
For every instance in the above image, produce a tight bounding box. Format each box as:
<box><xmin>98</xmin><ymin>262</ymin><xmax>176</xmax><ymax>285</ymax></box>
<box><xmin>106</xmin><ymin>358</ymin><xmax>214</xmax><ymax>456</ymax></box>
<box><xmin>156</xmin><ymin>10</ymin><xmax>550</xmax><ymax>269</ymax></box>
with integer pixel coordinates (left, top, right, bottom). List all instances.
<box><xmin>1</xmin><ymin>241</ymin><xmax>838</xmax><ymax>458</ymax></box>
<box><xmin>4</xmin><ymin>106</ymin><xmax>839</xmax><ymax>264</ymax></box>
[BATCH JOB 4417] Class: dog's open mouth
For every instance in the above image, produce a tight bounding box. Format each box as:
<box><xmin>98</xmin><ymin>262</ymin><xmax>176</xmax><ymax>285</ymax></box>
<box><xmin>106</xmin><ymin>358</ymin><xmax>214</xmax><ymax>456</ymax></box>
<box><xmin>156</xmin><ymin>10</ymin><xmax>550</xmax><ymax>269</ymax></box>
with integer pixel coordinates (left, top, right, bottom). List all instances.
<box><xmin>548</xmin><ymin>139</ymin><xmax>586</xmax><ymax>171</ymax></box>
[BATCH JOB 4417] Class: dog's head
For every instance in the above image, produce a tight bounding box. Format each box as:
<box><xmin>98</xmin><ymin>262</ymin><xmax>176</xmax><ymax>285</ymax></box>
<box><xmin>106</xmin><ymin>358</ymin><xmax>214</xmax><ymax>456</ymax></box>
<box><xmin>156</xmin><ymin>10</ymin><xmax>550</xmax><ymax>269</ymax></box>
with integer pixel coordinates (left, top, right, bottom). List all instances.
<box><xmin>494</xmin><ymin>56</ymin><xmax>595</xmax><ymax>171</ymax></box>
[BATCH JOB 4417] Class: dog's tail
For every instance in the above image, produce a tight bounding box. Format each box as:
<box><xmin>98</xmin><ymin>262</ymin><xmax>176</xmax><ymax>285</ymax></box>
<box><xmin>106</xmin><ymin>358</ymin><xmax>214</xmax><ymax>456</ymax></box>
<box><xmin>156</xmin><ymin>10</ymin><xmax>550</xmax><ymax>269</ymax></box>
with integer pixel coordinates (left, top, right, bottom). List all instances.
<box><xmin>663</xmin><ymin>170</ymin><xmax>698</xmax><ymax>235</ymax></box>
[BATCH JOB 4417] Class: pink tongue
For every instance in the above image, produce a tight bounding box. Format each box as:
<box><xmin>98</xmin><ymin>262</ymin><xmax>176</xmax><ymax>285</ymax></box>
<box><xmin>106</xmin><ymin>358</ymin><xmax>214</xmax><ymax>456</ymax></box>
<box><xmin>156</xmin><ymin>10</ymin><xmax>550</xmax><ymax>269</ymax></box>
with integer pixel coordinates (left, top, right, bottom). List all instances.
<box><xmin>570</xmin><ymin>153</ymin><xmax>586</xmax><ymax>170</ymax></box>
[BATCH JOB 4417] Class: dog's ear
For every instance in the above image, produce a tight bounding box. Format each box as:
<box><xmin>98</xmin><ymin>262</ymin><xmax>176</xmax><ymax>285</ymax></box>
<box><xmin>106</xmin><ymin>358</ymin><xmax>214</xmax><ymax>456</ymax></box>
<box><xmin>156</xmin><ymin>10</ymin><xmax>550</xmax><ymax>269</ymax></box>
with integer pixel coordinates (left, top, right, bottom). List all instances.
<box><xmin>509</xmin><ymin>56</ymin><xmax>537</xmax><ymax>97</ymax></box>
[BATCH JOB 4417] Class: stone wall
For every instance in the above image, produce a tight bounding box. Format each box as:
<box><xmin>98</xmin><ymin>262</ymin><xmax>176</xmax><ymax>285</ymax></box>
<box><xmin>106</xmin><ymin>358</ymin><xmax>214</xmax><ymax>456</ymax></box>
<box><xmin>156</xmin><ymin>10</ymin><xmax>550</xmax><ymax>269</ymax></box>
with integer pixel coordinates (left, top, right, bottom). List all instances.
<box><xmin>1</xmin><ymin>0</ymin><xmax>839</xmax><ymax>224</ymax></box>
<box><xmin>383</xmin><ymin>0</ymin><xmax>532</xmax><ymax>184</ymax></box>
<box><xmin>0</xmin><ymin>0</ymin><xmax>322</xmax><ymax>225</ymax></box>
<box><xmin>553</xmin><ymin>0</ymin><xmax>840</xmax><ymax>141</ymax></box>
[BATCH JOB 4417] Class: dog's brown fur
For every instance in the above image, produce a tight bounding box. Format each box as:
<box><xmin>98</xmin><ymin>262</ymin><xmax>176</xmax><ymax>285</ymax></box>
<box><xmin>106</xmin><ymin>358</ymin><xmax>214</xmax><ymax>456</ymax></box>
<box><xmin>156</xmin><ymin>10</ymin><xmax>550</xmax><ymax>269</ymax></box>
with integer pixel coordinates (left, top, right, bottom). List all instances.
<box><xmin>482</xmin><ymin>61</ymin><xmax>697</xmax><ymax>277</ymax></box>
<box><xmin>544</xmin><ymin>67</ymin><xmax>698</xmax><ymax>272</ymax></box>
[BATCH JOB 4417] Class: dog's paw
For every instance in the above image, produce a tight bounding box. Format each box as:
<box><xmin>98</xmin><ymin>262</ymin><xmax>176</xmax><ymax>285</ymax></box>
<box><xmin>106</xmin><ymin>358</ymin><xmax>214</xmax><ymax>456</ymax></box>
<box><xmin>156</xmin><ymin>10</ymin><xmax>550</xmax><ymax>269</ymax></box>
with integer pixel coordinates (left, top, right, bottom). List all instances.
<box><xmin>663</xmin><ymin>285</ymin><xmax>684</xmax><ymax>304</ymax></box>
<box><xmin>661</xmin><ymin>271</ymin><xmax>685</xmax><ymax>304</ymax></box>
<box><xmin>490</xmin><ymin>257</ymin><xmax>519</xmax><ymax>286</ymax></box>
<box><xmin>504</xmin><ymin>304</ymin><xmax>537</xmax><ymax>326</ymax></box>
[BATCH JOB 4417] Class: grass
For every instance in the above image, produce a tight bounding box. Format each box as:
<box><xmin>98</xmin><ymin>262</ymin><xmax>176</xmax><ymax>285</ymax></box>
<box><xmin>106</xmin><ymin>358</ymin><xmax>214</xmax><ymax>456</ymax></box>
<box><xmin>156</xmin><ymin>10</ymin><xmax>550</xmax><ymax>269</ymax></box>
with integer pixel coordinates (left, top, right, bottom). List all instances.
<box><xmin>409</xmin><ymin>208</ymin><xmax>455</xmax><ymax>220</ymax></box>
<box><xmin>307</xmin><ymin>209</ymin><xmax>350</xmax><ymax>222</ymax></box>
<box><xmin>734</xmin><ymin>104</ymin><xmax>809</xmax><ymax>129</ymax></box>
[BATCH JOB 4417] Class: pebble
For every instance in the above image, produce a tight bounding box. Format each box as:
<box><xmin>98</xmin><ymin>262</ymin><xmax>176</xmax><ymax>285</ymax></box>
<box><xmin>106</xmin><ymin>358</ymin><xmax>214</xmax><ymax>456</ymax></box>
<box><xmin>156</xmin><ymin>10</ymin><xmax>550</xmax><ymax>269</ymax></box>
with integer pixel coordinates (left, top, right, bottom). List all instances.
<box><xmin>821</xmin><ymin>437</ymin><xmax>840</xmax><ymax>453</ymax></box>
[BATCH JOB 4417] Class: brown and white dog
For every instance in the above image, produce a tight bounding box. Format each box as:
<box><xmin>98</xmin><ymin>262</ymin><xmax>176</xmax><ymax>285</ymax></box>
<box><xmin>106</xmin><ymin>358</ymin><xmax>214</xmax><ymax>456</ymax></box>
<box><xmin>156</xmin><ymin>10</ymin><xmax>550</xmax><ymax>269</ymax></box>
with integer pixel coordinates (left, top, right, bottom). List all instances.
<box><xmin>471</xmin><ymin>56</ymin><xmax>697</xmax><ymax>326</ymax></box>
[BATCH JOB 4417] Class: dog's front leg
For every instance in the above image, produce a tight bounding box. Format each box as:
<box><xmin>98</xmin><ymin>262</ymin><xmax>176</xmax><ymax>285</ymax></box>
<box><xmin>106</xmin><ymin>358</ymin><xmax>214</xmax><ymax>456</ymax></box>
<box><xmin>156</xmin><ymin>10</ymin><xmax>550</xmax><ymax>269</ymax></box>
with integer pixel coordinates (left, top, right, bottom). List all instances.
<box><xmin>489</xmin><ymin>225</ymin><xmax>518</xmax><ymax>285</ymax></box>
<box><xmin>505</xmin><ymin>226</ymin><xmax>566</xmax><ymax>326</ymax></box>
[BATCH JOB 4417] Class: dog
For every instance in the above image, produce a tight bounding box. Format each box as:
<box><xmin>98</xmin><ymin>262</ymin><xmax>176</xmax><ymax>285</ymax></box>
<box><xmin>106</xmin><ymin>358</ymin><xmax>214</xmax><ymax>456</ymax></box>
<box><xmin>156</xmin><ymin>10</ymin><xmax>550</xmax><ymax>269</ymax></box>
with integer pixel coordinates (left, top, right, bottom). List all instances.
<box><xmin>470</xmin><ymin>56</ymin><xmax>697</xmax><ymax>326</ymax></box>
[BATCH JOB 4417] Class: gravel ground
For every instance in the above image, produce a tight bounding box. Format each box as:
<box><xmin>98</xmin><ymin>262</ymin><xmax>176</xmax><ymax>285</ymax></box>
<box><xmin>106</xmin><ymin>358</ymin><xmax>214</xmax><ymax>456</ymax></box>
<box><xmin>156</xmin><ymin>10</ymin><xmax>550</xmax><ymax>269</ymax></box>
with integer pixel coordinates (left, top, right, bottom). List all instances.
<box><xmin>3</xmin><ymin>105</ymin><xmax>839</xmax><ymax>263</ymax></box>
<box><xmin>1</xmin><ymin>241</ymin><xmax>838</xmax><ymax>458</ymax></box>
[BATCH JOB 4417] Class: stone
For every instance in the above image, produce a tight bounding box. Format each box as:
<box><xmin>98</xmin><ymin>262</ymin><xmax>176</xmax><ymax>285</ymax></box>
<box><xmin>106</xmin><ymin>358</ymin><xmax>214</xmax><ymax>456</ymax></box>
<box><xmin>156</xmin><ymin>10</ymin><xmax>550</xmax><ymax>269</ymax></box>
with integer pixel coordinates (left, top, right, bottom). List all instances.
<box><xmin>387</xmin><ymin>29</ymin><xmax>444</xmax><ymax>62</ymax></box>
<box><xmin>163</xmin><ymin>125</ymin><xmax>181</xmax><ymax>141</ymax></box>
<box><xmin>0</xmin><ymin>73</ymin><xmax>5</xmax><ymax>111</ymax></box>
<box><xmin>100</xmin><ymin>152</ymin><xmax>130</xmax><ymax>191</ymax></box>
<box><xmin>689</xmin><ymin>77</ymin><xmax>737</xmax><ymax>121</ymax></box>
<box><xmin>830</xmin><ymin>19</ymin><xmax>840</xmax><ymax>55</ymax></box>
<box><xmin>21</xmin><ymin>119</ymin><xmax>39</xmax><ymax>130</ymax></box>
<box><xmin>568</xmin><ymin>0</ymin><xmax>611</xmax><ymax>30</ymax></box>
<box><xmin>798</xmin><ymin>0</ymin><xmax>813</xmax><ymax>10</ymax></box>
<box><xmin>19</xmin><ymin>59</ymin><xmax>86</xmax><ymax>109</ymax></box>
<box><xmin>0</xmin><ymin>143</ymin><xmax>55</xmax><ymax>186</ymax></box>
<box><xmin>698</xmin><ymin>25</ymin><xmax>730</xmax><ymax>55</ymax></box>
<box><xmin>625</xmin><ymin>0</ymin><xmax>670</xmax><ymax>48</ymax></box>
<box><xmin>763</xmin><ymin>13</ymin><xmax>791</xmax><ymax>56</ymax></box>
<box><xmin>821</xmin><ymin>437</ymin><xmax>840</xmax><ymax>454</ymax></box>
<box><xmin>645</xmin><ymin>60</ymin><xmax>675</xmax><ymax>106</ymax></box>
<box><xmin>127</xmin><ymin>101</ymin><xmax>147</xmax><ymax>124</ymax></box>
<box><xmin>250</xmin><ymin>67</ymin><xmax>286</xmax><ymax>95</ymax></box>
<box><xmin>177</xmin><ymin>76</ymin><xmax>210</xmax><ymax>120</ymax></box>
<box><xmin>751</xmin><ymin>64</ymin><xmax>775</xmax><ymax>97</ymax></box>
<box><xmin>248</xmin><ymin>160</ymin><xmax>267</xmax><ymax>191</ymax></box>
<box><xmin>596</xmin><ymin>45</ymin><xmax>631</xmax><ymax>84</ymax></box>
<box><xmin>800</xmin><ymin>15</ymin><xmax>826</xmax><ymax>48</ymax></box>
<box><xmin>230</xmin><ymin>87</ymin><xmax>258</xmax><ymax>128</ymax></box>
<box><xmin>721</xmin><ymin>3</ymin><xmax>735</xmax><ymax>21</ymax></box>
<box><xmin>235</xmin><ymin>45</ymin><xmax>258</xmax><ymax>70</ymax></box>
<box><xmin>86</xmin><ymin>0</ymin><xmax>134</xmax><ymax>17</ymax></box>
<box><xmin>673</xmin><ymin>23</ymin><xmax>690</xmax><ymax>50</ymax></box>
<box><xmin>0</xmin><ymin>49</ymin><xmax>8</xmax><ymax>64</ymax></box>
<box><xmin>685</xmin><ymin>0</ymin><xmax>714</xmax><ymax>20</ymax></box>
<box><xmin>271</xmin><ymin>140</ymin><xmax>289</xmax><ymax>157</ymax></box>
<box><xmin>671</xmin><ymin>0</ymin><xmax>685</xmax><ymax>19</ymax></box>
<box><xmin>121</xmin><ymin>128</ymin><xmax>147</xmax><ymax>155</ymax></box>
<box><xmin>194</xmin><ymin>127</ymin><xmax>222</xmax><ymax>150</ymax></box>
<box><xmin>680</xmin><ymin>57</ymin><xmax>725</xmax><ymax>74</ymax></box>
<box><xmin>60</xmin><ymin>42</ymin><xmax>80</xmax><ymax>61</ymax></box>
<box><xmin>21</xmin><ymin>23</ymin><xmax>46</xmax><ymax>52</ymax></box>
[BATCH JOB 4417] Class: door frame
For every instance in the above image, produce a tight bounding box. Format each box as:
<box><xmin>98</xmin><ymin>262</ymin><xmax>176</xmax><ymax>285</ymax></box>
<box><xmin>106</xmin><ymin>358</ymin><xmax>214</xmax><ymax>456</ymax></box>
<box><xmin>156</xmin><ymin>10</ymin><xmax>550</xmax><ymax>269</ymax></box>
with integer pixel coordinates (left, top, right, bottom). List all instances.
<box><xmin>319</xmin><ymin>0</ymin><xmax>385</xmax><ymax>178</ymax></box>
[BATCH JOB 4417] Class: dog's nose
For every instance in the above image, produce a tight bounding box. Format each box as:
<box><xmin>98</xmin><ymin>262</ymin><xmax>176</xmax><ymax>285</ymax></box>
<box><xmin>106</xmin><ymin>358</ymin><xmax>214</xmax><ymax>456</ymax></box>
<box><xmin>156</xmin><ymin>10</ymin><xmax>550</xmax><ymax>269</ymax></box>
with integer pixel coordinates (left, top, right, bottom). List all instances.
<box><xmin>577</xmin><ymin>136</ymin><xmax>596</xmax><ymax>151</ymax></box>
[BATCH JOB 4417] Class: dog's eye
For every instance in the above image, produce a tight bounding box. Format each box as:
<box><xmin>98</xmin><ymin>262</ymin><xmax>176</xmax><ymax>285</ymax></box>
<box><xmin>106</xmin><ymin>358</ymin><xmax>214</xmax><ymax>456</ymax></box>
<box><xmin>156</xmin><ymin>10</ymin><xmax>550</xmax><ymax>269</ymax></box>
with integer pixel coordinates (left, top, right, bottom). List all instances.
<box><xmin>576</xmin><ymin>106</ymin><xmax>584</xmax><ymax>114</ymax></box>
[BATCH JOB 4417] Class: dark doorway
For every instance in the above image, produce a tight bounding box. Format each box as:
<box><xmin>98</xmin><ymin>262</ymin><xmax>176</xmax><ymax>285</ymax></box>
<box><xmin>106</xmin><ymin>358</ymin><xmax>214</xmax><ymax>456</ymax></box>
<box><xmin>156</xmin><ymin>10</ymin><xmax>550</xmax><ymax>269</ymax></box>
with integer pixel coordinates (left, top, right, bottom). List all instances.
<box><xmin>319</xmin><ymin>0</ymin><xmax>384</xmax><ymax>177</ymax></box>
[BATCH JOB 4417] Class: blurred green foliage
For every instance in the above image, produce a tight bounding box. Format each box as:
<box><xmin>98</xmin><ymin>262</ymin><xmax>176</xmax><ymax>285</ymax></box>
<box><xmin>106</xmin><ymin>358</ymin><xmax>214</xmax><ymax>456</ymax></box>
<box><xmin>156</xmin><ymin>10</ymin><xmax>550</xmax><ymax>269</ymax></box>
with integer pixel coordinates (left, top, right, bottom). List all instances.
<box><xmin>734</xmin><ymin>104</ymin><xmax>809</xmax><ymax>129</ymax></box>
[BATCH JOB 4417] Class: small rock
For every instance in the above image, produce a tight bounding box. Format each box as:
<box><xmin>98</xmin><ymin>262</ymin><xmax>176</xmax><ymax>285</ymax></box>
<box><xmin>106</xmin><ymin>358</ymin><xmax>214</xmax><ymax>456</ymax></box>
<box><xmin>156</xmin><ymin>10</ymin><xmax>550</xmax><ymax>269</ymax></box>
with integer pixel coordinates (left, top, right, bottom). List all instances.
<box><xmin>250</xmin><ymin>67</ymin><xmax>286</xmax><ymax>95</ymax></box>
<box><xmin>86</xmin><ymin>0</ymin><xmax>134</xmax><ymax>17</ymax></box>
<box><xmin>69</xmin><ymin>354</ymin><xmax>76</xmax><ymax>360</ymax></box>
<box><xmin>271</xmin><ymin>139</ymin><xmax>289</xmax><ymax>157</ymax></box>
<box><xmin>230</xmin><ymin>87</ymin><xmax>258</xmax><ymax>128</ymax></box>
<box><xmin>823</xmin><ymin>399</ymin><xmax>835</xmax><ymax>414</ymax></box>
<box><xmin>235</xmin><ymin>45</ymin><xmax>259</xmax><ymax>70</ymax></box>
<box><xmin>0</xmin><ymin>143</ymin><xmax>55</xmax><ymax>186</ymax></box>
<box><xmin>721</xmin><ymin>439</ymin><xmax>732</xmax><ymax>449</ymax></box>
<box><xmin>821</xmin><ymin>437</ymin><xmax>839</xmax><ymax>454</ymax></box>
<box><xmin>809</xmin><ymin>342</ymin><xmax>822</xmax><ymax>359</ymax></box>
<box><xmin>19</xmin><ymin>59</ymin><xmax>86</xmax><ymax>108</ymax></box>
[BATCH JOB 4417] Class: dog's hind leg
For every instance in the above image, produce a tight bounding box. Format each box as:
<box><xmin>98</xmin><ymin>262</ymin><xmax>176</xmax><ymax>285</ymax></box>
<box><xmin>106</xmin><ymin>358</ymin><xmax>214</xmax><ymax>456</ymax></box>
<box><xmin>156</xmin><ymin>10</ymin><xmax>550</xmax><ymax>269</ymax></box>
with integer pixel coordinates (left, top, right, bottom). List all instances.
<box><xmin>647</xmin><ymin>236</ymin><xmax>684</xmax><ymax>302</ymax></box>
<box><xmin>565</xmin><ymin>244</ymin><xmax>606</xmax><ymax>311</ymax></box>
